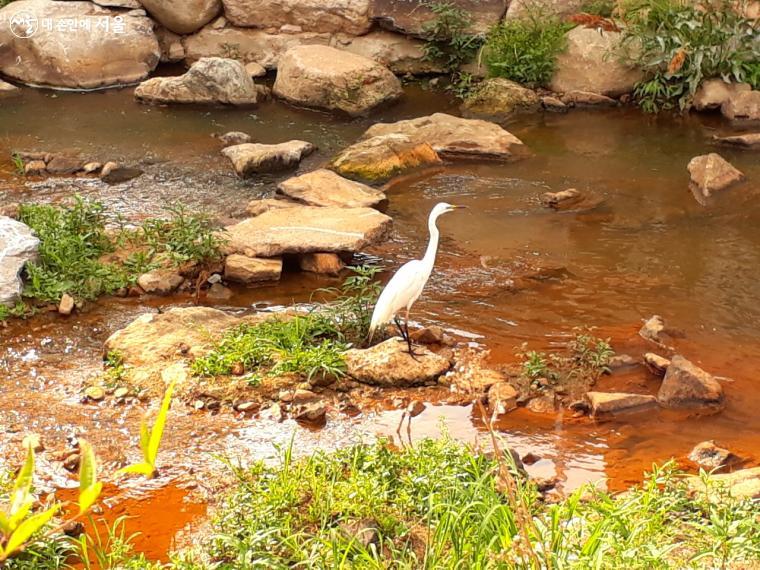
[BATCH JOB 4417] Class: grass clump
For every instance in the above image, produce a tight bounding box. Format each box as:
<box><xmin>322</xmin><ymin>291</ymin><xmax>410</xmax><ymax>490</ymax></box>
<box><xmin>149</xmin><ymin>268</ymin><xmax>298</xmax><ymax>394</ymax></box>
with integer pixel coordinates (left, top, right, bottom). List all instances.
<box><xmin>421</xmin><ymin>1</ymin><xmax>485</xmax><ymax>72</ymax></box>
<box><xmin>580</xmin><ymin>0</ymin><xmax>616</xmax><ymax>16</ymax></box>
<box><xmin>621</xmin><ymin>0</ymin><xmax>760</xmax><ymax>112</ymax></box>
<box><xmin>14</xmin><ymin>198</ymin><xmax>223</xmax><ymax>307</ymax></box>
<box><xmin>483</xmin><ymin>10</ymin><xmax>571</xmax><ymax>87</ymax></box>
<box><xmin>191</xmin><ymin>267</ymin><xmax>382</xmax><ymax>382</ymax></box>
<box><xmin>167</xmin><ymin>438</ymin><xmax>760</xmax><ymax>568</ymax></box>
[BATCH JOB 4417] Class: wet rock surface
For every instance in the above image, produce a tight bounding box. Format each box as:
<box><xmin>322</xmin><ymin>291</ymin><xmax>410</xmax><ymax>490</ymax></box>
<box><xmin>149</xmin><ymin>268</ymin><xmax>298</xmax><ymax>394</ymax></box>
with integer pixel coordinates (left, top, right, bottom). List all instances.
<box><xmin>714</xmin><ymin>132</ymin><xmax>760</xmax><ymax>149</ymax></box>
<box><xmin>721</xmin><ymin>90</ymin><xmax>760</xmax><ymax>121</ymax></box>
<box><xmin>273</xmin><ymin>46</ymin><xmax>403</xmax><ymax>117</ymax></box>
<box><xmin>222</xmin><ymin>140</ymin><xmax>316</xmax><ymax>176</ymax></box>
<box><xmin>586</xmin><ymin>391</ymin><xmax>657</xmax><ymax>417</ymax></box>
<box><xmin>222</xmin><ymin>204</ymin><xmax>392</xmax><ymax>256</ymax></box>
<box><xmin>657</xmin><ymin>355</ymin><xmax>725</xmax><ymax>410</ymax></box>
<box><xmin>277</xmin><ymin>169</ymin><xmax>386</xmax><ymax>208</ymax></box>
<box><xmin>135</xmin><ymin>57</ymin><xmax>260</xmax><ymax>105</ymax></box>
<box><xmin>331</xmin><ymin>134</ymin><xmax>441</xmax><ymax>182</ymax></box>
<box><xmin>688</xmin><ymin>441</ymin><xmax>741</xmax><ymax>472</ymax></box>
<box><xmin>344</xmin><ymin>338</ymin><xmax>451</xmax><ymax>387</ymax></box>
<box><xmin>687</xmin><ymin>153</ymin><xmax>745</xmax><ymax>201</ymax></box>
<box><xmin>462</xmin><ymin>79</ymin><xmax>540</xmax><ymax>118</ymax></box>
<box><xmin>361</xmin><ymin>113</ymin><xmax>526</xmax><ymax>160</ymax></box>
<box><xmin>0</xmin><ymin>216</ymin><xmax>39</xmax><ymax>306</ymax></box>
<box><xmin>0</xmin><ymin>0</ymin><xmax>159</xmax><ymax>89</ymax></box>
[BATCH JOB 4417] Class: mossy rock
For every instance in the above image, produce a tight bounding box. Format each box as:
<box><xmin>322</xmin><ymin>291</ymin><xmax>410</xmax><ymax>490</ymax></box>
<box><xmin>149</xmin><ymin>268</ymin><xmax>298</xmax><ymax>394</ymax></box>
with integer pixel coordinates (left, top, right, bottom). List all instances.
<box><xmin>462</xmin><ymin>78</ymin><xmax>541</xmax><ymax>118</ymax></box>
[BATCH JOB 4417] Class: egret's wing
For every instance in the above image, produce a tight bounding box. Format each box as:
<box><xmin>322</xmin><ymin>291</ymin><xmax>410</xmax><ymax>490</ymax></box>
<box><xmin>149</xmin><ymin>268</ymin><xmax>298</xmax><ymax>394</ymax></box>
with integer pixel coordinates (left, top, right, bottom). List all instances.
<box><xmin>370</xmin><ymin>260</ymin><xmax>425</xmax><ymax>330</ymax></box>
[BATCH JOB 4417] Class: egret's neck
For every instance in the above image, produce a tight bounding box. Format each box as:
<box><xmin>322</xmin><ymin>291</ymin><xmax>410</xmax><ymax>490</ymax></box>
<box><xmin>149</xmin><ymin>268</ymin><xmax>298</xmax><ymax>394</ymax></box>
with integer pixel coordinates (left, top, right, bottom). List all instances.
<box><xmin>422</xmin><ymin>212</ymin><xmax>441</xmax><ymax>270</ymax></box>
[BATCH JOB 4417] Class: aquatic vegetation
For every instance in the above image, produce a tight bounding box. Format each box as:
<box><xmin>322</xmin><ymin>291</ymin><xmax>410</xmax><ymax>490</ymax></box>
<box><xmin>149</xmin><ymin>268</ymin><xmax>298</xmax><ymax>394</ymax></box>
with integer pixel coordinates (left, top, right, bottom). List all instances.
<box><xmin>621</xmin><ymin>0</ymin><xmax>760</xmax><ymax>112</ymax></box>
<box><xmin>421</xmin><ymin>1</ymin><xmax>485</xmax><ymax>73</ymax></box>
<box><xmin>15</xmin><ymin>198</ymin><xmax>224</xmax><ymax>307</ymax></box>
<box><xmin>192</xmin><ymin>266</ymin><xmax>382</xmax><ymax>381</ymax></box>
<box><xmin>142</xmin><ymin>437</ymin><xmax>758</xmax><ymax>568</ymax></box>
<box><xmin>10</xmin><ymin>153</ymin><xmax>24</xmax><ymax>176</ymax></box>
<box><xmin>1</xmin><ymin>439</ymin><xmax>101</xmax><ymax>566</ymax></box>
<box><xmin>117</xmin><ymin>370</ymin><xmax>178</xmax><ymax>480</ymax></box>
<box><xmin>483</xmin><ymin>11</ymin><xmax>572</xmax><ymax>87</ymax></box>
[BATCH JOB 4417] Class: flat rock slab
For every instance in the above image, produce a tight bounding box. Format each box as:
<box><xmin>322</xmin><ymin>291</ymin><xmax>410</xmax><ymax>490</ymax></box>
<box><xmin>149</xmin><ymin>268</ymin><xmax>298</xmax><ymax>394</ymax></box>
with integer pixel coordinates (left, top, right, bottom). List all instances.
<box><xmin>586</xmin><ymin>391</ymin><xmax>657</xmax><ymax>417</ymax></box>
<box><xmin>223</xmin><ymin>205</ymin><xmax>392</xmax><ymax>257</ymax></box>
<box><xmin>0</xmin><ymin>0</ymin><xmax>159</xmax><ymax>89</ymax></box>
<box><xmin>0</xmin><ymin>216</ymin><xmax>39</xmax><ymax>306</ymax></box>
<box><xmin>135</xmin><ymin>57</ymin><xmax>259</xmax><ymax>105</ymax></box>
<box><xmin>715</xmin><ymin>133</ymin><xmax>760</xmax><ymax>149</ymax></box>
<box><xmin>369</xmin><ymin>0</ymin><xmax>507</xmax><ymax>36</ymax></box>
<box><xmin>277</xmin><ymin>169</ymin><xmax>386</xmax><ymax>207</ymax></box>
<box><xmin>222</xmin><ymin>140</ymin><xmax>316</xmax><ymax>177</ymax></box>
<box><xmin>331</xmin><ymin>134</ymin><xmax>441</xmax><ymax>182</ymax></box>
<box><xmin>361</xmin><ymin>113</ymin><xmax>526</xmax><ymax>160</ymax></box>
<box><xmin>344</xmin><ymin>337</ymin><xmax>451</xmax><ymax>387</ymax></box>
<box><xmin>273</xmin><ymin>45</ymin><xmax>402</xmax><ymax>117</ymax></box>
<box><xmin>657</xmin><ymin>355</ymin><xmax>725</xmax><ymax>410</ymax></box>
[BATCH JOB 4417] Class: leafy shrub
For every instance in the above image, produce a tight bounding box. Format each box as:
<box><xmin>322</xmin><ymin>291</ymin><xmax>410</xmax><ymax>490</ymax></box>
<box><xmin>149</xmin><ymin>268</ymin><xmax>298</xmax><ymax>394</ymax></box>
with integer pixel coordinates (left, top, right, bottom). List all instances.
<box><xmin>621</xmin><ymin>0</ymin><xmax>760</xmax><ymax>112</ymax></box>
<box><xmin>483</xmin><ymin>11</ymin><xmax>571</xmax><ymax>87</ymax></box>
<box><xmin>421</xmin><ymin>1</ymin><xmax>485</xmax><ymax>72</ymax></box>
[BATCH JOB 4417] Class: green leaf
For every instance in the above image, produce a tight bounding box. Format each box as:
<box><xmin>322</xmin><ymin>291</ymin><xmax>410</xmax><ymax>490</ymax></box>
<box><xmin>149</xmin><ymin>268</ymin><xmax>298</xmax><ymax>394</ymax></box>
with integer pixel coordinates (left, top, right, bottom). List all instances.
<box><xmin>77</xmin><ymin>439</ymin><xmax>102</xmax><ymax>514</ymax></box>
<box><xmin>2</xmin><ymin>505</ymin><xmax>59</xmax><ymax>560</ymax></box>
<box><xmin>9</xmin><ymin>444</ymin><xmax>35</xmax><ymax>517</ymax></box>
<box><xmin>147</xmin><ymin>369</ymin><xmax>178</xmax><ymax>465</ymax></box>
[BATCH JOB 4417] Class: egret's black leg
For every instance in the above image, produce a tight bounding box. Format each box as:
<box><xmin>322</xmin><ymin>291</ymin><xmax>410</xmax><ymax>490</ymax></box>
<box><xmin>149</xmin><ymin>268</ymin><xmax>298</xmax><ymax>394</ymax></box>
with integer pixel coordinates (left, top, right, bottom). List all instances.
<box><xmin>404</xmin><ymin>310</ymin><xmax>424</xmax><ymax>360</ymax></box>
<box><xmin>394</xmin><ymin>316</ymin><xmax>408</xmax><ymax>342</ymax></box>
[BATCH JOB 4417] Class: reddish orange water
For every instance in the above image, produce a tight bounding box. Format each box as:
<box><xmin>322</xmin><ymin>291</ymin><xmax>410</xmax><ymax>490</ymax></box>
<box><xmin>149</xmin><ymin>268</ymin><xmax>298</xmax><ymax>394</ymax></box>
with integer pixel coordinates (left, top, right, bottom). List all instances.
<box><xmin>2</xmin><ymin>84</ymin><xmax>760</xmax><ymax>559</ymax></box>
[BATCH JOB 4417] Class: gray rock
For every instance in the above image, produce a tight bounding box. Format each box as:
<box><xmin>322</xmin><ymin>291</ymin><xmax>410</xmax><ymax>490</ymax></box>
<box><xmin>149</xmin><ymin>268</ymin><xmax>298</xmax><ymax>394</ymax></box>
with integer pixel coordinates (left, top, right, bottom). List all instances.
<box><xmin>0</xmin><ymin>217</ymin><xmax>39</xmax><ymax>306</ymax></box>
<box><xmin>135</xmin><ymin>58</ymin><xmax>259</xmax><ymax>105</ymax></box>
<box><xmin>221</xmin><ymin>140</ymin><xmax>315</xmax><ymax>176</ymax></box>
<box><xmin>657</xmin><ymin>355</ymin><xmax>725</xmax><ymax>410</ymax></box>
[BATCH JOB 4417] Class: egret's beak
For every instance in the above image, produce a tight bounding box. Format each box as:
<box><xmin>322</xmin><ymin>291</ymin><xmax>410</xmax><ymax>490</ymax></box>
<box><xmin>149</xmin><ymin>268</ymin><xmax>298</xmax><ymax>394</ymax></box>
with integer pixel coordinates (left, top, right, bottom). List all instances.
<box><xmin>451</xmin><ymin>205</ymin><xmax>468</xmax><ymax>210</ymax></box>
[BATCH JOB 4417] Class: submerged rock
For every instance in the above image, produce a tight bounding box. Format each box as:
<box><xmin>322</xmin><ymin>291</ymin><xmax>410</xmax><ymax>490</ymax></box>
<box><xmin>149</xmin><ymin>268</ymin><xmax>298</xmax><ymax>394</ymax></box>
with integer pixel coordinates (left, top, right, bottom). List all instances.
<box><xmin>586</xmin><ymin>391</ymin><xmax>657</xmax><ymax>417</ymax></box>
<box><xmin>273</xmin><ymin>45</ymin><xmax>402</xmax><ymax>117</ymax></box>
<box><xmin>462</xmin><ymin>78</ymin><xmax>540</xmax><ymax>118</ymax></box>
<box><xmin>277</xmin><ymin>169</ymin><xmax>386</xmax><ymax>208</ymax></box>
<box><xmin>361</xmin><ymin>113</ymin><xmax>526</xmax><ymax>160</ymax></box>
<box><xmin>222</xmin><ymin>140</ymin><xmax>316</xmax><ymax>176</ymax></box>
<box><xmin>331</xmin><ymin>134</ymin><xmax>441</xmax><ymax>182</ymax></box>
<box><xmin>135</xmin><ymin>57</ymin><xmax>260</xmax><ymax>105</ymax></box>
<box><xmin>657</xmin><ymin>355</ymin><xmax>725</xmax><ymax>410</ymax></box>
<box><xmin>218</xmin><ymin>131</ymin><xmax>252</xmax><ymax>146</ymax></box>
<box><xmin>688</xmin><ymin>440</ymin><xmax>741</xmax><ymax>472</ymax></box>
<box><xmin>223</xmin><ymin>0</ymin><xmax>372</xmax><ymax>34</ymax></box>
<box><xmin>687</xmin><ymin>153</ymin><xmax>745</xmax><ymax>201</ymax></box>
<box><xmin>344</xmin><ymin>338</ymin><xmax>451</xmax><ymax>387</ymax></box>
<box><xmin>224</xmin><ymin>254</ymin><xmax>283</xmax><ymax>283</ymax></box>
<box><xmin>0</xmin><ymin>217</ymin><xmax>39</xmax><ymax>306</ymax></box>
<box><xmin>487</xmin><ymin>382</ymin><xmax>518</xmax><ymax>415</ymax></box>
<box><xmin>714</xmin><ymin>132</ymin><xmax>760</xmax><ymax>149</ymax></box>
<box><xmin>560</xmin><ymin>91</ymin><xmax>618</xmax><ymax>107</ymax></box>
<box><xmin>140</xmin><ymin>0</ymin><xmax>221</xmax><ymax>34</ymax></box>
<box><xmin>223</xmin><ymin>205</ymin><xmax>392</xmax><ymax>257</ymax></box>
<box><xmin>541</xmin><ymin>188</ymin><xmax>583</xmax><ymax>209</ymax></box>
<box><xmin>0</xmin><ymin>0</ymin><xmax>159</xmax><ymax>89</ymax></box>
<box><xmin>639</xmin><ymin>315</ymin><xmax>666</xmax><ymax>344</ymax></box>
<box><xmin>550</xmin><ymin>28</ymin><xmax>643</xmax><ymax>97</ymax></box>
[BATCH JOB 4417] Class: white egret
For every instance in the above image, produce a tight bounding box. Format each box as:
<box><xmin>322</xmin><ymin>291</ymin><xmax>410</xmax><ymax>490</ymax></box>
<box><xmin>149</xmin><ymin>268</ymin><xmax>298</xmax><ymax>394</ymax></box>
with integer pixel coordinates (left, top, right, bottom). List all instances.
<box><xmin>369</xmin><ymin>202</ymin><xmax>466</xmax><ymax>355</ymax></box>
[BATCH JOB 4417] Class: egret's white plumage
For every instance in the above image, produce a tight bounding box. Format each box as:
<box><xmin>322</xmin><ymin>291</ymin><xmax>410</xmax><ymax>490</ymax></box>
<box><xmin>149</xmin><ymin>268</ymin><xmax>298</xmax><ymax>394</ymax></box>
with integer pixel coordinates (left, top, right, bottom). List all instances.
<box><xmin>369</xmin><ymin>202</ymin><xmax>464</xmax><ymax>349</ymax></box>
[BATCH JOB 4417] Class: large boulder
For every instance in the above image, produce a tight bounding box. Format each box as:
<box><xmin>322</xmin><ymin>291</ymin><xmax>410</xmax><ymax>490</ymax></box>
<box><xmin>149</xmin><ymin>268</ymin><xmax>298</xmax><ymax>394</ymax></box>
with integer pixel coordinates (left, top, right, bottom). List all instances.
<box><xmin>361</xmin><ymin>113</ymin><xmax>526</xmax><ymax>160</ymax></box>
<box><xmin>0</xmin><ymin>217</ymin><xmax>39</xmax><ymax>307</ymax></box>
<box><xmin>344</xmin><ymin>338</ymin><xmax>451</xmax><ymax>387</ymax></box>
<box><xmin>687</xmin><ymin>153</ymin><xmax>745</xmax><ymax>201</ymax></box>
<box><xmin>693</xmin><ymin>79</ymin><xmax>751</xmax><ymax>111</ymax></box>
<box><xmin>369</xmin><ymin>0</ymin><xmax>507</xmax><ymax>36</ymax></box>
<box><xmin>550</xmin><ymin>27</ymin><xmax>643</xmax><ymax>97</ymax></box>
<box><xmin>462</xmin><ymin>78</ymin><xmax>541</xmax><ymax>118</ymax></box>
<box><xmin>333</xmin><ymin>31</ymin><xmax>442</xmax><ymax>75</ymax></box>
<box><xmin>135</xmin><ymin>57</ymin><xmax>259</xmax><ymax>105</ymax></box>
<box><xmin>277</xmin><ymin>169</ymin><xmax>386</xmax><ymax>208</ymax></box>
<box><xmin>657</xmin><ymin>355</ymin><xmax>725</xmax><ymax>410</ymax></box>
<box><xmin>330</xmin><ymin>134</ymin><xmax>441</xmax><ymax>182</ymax></box>
<box><xmin>222</xmin><ymin>205</ymin><xmax>392</xmax><ymax>257</ymax></box>
<box><xmin>221</xmin><ymin>140</ymin><xmax>316</xmax><ymax>176</ymax></box>
<box><xmin>222</xmin><ymin>0</ymin><xmax>372</xmax><ymax>34</ymax></box>
<box><xmin>721</xmin><ymin>90</ymin><xmax>760</xmax><ymax>121</ymax></box>
<box><xmin>0</xmin><ymin>0</ymin><xmax>159</xmax><ymax>89</ymax></box>
<box><xmin>273</xmin><ymin>45</ymin><xmax>403</xmax><ymax>117</ymax></box>
<box><xmin>140</xmin><ymin>0</ymin><xmax>221</xmax><ymax>34</ymax></box>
